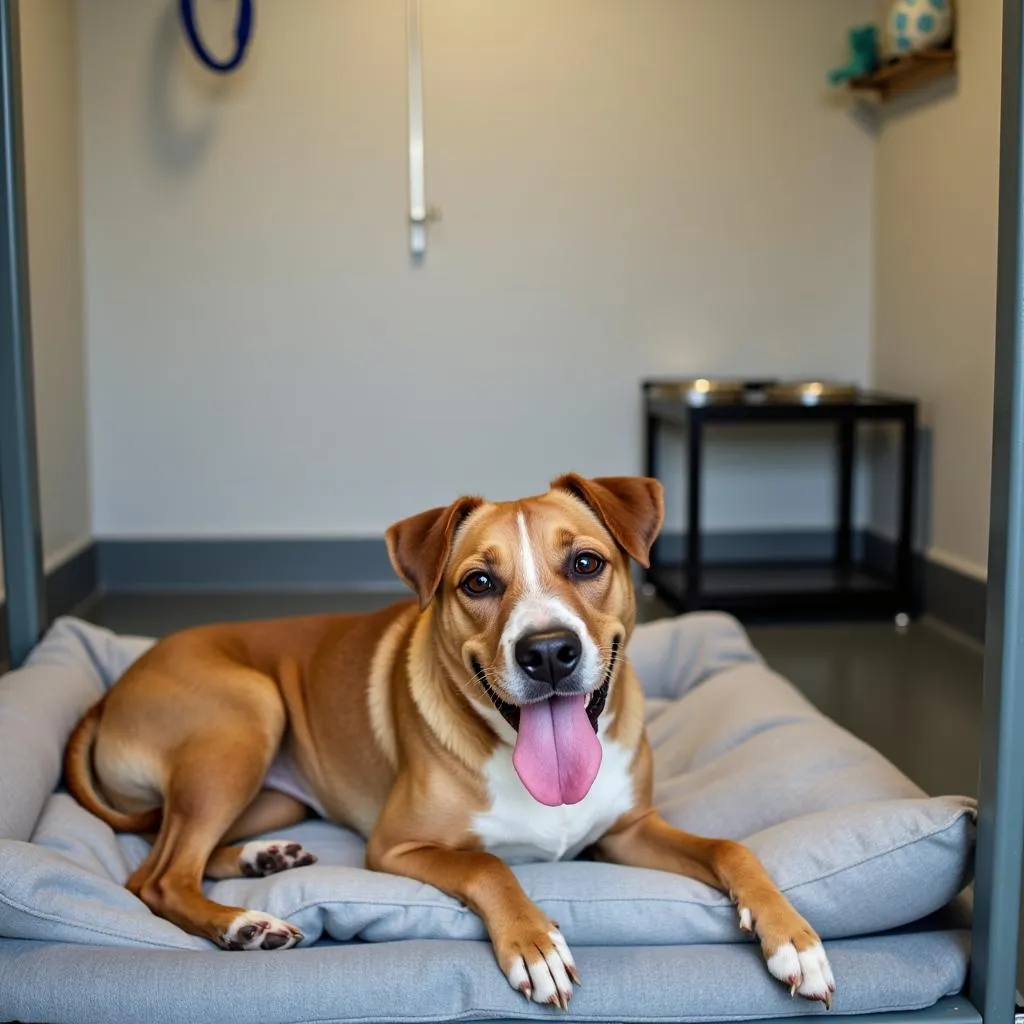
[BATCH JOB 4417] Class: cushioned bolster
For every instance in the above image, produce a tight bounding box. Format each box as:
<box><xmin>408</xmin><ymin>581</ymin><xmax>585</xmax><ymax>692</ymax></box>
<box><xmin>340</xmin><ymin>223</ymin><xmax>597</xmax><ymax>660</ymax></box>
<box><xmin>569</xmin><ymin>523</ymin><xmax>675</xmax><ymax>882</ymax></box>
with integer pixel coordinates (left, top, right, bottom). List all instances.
<box><xmin>0</xmin><ymin>931</ymin><xmax>970</xmax><ymax>1024</ymax></box>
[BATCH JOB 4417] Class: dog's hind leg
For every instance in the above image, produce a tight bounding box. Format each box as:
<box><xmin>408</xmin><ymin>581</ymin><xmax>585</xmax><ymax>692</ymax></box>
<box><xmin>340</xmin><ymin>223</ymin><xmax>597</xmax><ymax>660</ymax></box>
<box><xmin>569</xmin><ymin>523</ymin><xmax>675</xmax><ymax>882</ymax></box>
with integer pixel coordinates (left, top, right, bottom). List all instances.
<box><xmin>205</xmin><ymin>790</ymin><xmax>317</xmax><ymax>880</ymax></box>
<box><xmin>128</xmin><ymin>733</ymin><xmax>303</xmax><ymax>951</ymax></box>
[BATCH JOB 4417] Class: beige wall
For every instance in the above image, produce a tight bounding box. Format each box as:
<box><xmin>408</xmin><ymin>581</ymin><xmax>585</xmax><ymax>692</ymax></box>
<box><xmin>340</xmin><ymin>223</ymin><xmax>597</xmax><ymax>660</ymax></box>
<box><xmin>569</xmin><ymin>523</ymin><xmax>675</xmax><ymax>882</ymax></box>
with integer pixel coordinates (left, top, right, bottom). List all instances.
<box><xmin>871</xmin><ymin>0</ymin><xmax>1002</xmax><ymax>580</ymax></box>
<box><xmin>0</xmin><ymin>2</ymin><xmax>1006</xmax><ymax>594</ymax></box>
<box><xmin>0</xmin><ymin>0</ymin><xmax>89</xmax><ymax>599</ymax></box>
<box><xmin>78</xmin><ymin>0</ymin><xmax>876</xmax><ymax>538</ymax></box>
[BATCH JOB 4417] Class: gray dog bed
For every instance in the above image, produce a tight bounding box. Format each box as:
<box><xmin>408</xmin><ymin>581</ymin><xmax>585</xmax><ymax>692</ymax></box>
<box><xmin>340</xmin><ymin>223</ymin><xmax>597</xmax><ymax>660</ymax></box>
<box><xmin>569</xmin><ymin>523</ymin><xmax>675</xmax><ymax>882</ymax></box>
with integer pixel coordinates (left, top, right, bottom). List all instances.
<box><xmin>0</xmin><ymin>612</ymin><xmax>975</xmax><ymax>1023</ymax></box>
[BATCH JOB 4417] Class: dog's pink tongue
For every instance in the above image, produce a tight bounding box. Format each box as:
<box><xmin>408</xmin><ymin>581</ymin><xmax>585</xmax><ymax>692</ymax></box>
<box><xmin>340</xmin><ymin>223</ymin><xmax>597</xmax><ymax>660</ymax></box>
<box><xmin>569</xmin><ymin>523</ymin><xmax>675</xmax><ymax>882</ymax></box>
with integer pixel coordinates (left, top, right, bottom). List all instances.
<box><xmin>512</xmin><ymin>695</ymin><xmax>602</xmax><ymax>806</ymax></box>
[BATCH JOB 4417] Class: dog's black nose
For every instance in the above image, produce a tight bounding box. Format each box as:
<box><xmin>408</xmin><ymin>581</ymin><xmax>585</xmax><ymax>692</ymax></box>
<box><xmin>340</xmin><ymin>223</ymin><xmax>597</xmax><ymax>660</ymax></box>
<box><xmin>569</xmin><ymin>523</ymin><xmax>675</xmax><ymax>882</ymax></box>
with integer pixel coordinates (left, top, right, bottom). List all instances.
<box><xmin>514</xmin><ymin>630</ymin><xmax>581</xmax><ymax>687</ymax></box>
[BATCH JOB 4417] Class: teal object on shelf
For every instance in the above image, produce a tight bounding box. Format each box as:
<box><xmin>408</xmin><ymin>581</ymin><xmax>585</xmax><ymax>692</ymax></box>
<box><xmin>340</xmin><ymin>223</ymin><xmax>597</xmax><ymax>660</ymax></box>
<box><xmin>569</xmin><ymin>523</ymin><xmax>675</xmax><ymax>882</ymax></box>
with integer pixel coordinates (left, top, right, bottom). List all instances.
<box><xmin>829</xmin><ymin>24</ymin><xmax>880</xmax><ymax>86</ymax></box>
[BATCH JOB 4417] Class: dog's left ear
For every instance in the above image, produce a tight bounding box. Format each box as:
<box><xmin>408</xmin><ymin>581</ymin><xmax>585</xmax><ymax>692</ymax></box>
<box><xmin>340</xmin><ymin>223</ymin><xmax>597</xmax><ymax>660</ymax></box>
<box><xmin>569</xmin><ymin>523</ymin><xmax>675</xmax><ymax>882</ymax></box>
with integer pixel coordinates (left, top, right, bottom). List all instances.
<box><xmin>551</xmin><ymin>473</ymin><xmax>665</xmax><ymax>568</ymax></box>
<box><xmin>385</xmin><ymin>496</ymin><xmax>484</xmax><ymax>608</ymax></box>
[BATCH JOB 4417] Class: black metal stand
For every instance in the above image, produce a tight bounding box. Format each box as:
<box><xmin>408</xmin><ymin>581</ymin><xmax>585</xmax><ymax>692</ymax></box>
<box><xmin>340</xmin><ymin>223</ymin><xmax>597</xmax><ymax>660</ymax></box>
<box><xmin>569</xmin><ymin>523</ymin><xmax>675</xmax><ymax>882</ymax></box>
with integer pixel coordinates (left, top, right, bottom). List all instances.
<box><xmin>642</xmin><ymin>382</ymin><xmax>918</xmax><ymax>623</ymax></box>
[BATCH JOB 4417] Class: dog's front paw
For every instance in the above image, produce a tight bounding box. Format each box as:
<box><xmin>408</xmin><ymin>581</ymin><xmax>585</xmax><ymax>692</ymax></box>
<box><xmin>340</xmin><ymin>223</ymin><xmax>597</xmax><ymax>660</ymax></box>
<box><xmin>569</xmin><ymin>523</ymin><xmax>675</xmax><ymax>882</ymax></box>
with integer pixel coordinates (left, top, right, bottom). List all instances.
<box><xmin>496</xmin><ymin>918</ymin><xmax>579</xmax><ymax>1010</ymax></box>
<box><xmin>737</xmin><ymin>899</ymin><xmax>835</xmax><ymax>1008</ymax></box>
<box><xmin>766</xmin><ymin>939</ymin><xmax>835</xmax><ymax>1008</ymax></box>
<box><xmin>220</xmin><ymin>910</ymin><xmax>302</xmax><ymax>951</ymax></box>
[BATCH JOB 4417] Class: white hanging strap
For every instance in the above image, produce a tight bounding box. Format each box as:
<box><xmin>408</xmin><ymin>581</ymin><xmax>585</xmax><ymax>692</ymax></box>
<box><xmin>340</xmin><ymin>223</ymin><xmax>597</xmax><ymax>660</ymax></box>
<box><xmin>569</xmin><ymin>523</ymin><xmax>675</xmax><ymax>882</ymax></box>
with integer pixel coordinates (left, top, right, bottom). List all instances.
<box><xmin>406</xmin><ymin>0</ymin><xmax>439</xmax><ymax>259</ymax></box>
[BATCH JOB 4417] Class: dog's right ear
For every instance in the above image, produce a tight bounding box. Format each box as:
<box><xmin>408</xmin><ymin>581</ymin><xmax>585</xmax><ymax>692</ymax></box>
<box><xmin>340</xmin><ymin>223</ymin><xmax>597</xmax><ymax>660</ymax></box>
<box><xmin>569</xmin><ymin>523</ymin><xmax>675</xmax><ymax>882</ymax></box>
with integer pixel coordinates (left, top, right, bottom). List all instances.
<box><xmin>551</xmin><ymin>473</ymin><xmax>664</xmax><ymax>568</ymax></box>
<box><xmin>385</xmin><ymin>496</ymin><xmax>484</xmax><ymax>608</ymax></box>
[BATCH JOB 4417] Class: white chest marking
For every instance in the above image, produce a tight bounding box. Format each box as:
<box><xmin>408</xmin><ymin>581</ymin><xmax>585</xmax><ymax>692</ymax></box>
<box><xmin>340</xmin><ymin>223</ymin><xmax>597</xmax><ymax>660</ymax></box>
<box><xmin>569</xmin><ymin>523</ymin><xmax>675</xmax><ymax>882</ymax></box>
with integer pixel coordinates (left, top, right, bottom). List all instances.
<box><xmin>472</xmin><ymin>732</ymin><xmax>635</xmax><ymax>863</ymax></box>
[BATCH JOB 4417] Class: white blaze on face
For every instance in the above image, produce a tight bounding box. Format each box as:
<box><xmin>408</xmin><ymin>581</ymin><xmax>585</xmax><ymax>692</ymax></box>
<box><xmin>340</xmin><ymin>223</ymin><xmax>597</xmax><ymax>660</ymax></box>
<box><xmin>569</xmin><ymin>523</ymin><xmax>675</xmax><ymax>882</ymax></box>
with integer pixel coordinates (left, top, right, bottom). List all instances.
<box><xmin>497</xmin><ymin>512</ymin><xmax>607</xmax><ymax>806</ymax></box>
<box><xmin>498</xmin><ymin>513</ymin><xmax>601</xmax><ymax>702</ymax></box>
<box><xmin>518</xmin><ymin>510</ymin><xmax>542</xmax><ymax>592</ymax></box>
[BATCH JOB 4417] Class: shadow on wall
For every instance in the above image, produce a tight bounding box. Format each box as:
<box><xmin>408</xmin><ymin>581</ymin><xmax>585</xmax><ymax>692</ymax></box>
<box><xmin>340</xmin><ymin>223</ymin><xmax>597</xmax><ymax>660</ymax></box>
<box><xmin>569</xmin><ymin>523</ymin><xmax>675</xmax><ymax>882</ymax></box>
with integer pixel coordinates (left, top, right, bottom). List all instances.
<box><xmin>840</xmin><ymin>74</ymin><xmax>959</xmax><ymax>138</ymax></box>
<box><xmin>148</xmin><ymin>2</ymin><xmax>248</xmax><ymax>174</ymax></box>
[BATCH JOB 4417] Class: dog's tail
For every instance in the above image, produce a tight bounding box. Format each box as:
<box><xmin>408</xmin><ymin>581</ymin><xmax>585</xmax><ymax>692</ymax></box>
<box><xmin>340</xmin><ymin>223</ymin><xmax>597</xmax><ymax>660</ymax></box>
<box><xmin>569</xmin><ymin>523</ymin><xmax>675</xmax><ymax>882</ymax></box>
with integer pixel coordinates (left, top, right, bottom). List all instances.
<box><xmin>64</xmin><ymin>699</ymin><xmax>161</xmax><ymax>833</ymax></box>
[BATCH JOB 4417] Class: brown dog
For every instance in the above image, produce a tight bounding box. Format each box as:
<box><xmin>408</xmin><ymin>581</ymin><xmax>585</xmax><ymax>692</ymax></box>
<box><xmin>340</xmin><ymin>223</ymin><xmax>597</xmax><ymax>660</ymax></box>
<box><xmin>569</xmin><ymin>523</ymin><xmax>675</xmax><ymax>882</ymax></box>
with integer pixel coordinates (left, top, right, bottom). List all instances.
<box><xmin>65</xmin><ymin>474</ymin><xmax>834</xmax><ymax>1009</ymax></box>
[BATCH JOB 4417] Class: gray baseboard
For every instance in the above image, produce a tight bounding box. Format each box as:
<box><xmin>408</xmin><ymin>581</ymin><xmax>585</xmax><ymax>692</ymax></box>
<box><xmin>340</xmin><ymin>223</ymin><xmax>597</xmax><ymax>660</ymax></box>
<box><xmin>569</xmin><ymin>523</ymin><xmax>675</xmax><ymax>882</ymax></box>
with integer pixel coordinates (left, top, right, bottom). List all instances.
<box><xmin>7</xmin><ymin>533</ymin><xmax>982</xmax><ymax>646</ymax></box>
<box><xmin>97</xmin><ymin>538</ymin><xmax>396</xmax><ymax>592</ymax></box>
<box><xmin>96</xmin><ymin>530</ymin><xmax>846</xmax><ymax>594</ymax></box>
<box><xmin>923</xmin><ymin>558</ymin><xmax>987</xmax><ymax>644</ymax></box>
<box><xmin>0</xmin><ymin>543</ymin><xmax>97</xmax><ymax>664</ymax></box>
<box><xmin>653</xmin><ymin>529</ymin><xmax>859</xmax><ymax>564</ymax></box>
<box><xmin>863</xmin><ymin>531</ymin><xmax>987</xmax><ymax>644</ymax></box>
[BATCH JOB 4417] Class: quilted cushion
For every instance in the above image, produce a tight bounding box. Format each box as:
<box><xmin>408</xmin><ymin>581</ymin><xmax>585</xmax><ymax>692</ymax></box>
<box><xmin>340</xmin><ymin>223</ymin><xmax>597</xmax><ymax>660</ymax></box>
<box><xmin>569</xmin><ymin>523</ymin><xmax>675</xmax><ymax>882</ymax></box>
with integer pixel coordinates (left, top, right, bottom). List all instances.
<box><xmin>0</xmin><ymin>613</ymin><xmax>975</xmax><ymax>951</ymax></box>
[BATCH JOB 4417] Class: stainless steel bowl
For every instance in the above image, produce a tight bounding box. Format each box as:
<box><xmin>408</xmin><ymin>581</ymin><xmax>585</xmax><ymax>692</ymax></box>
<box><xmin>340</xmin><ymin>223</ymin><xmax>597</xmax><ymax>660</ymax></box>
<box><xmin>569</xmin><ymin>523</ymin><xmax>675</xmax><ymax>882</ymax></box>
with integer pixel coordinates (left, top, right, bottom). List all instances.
<box><xmin>647</xmin><ymin>378</ymin><xmax>757</xmax><ymax>406</ymax></box>
<box><xmin>764</xmin><ymin>381</ymin><xmax>858</xmax><ymax>405</ymax></box>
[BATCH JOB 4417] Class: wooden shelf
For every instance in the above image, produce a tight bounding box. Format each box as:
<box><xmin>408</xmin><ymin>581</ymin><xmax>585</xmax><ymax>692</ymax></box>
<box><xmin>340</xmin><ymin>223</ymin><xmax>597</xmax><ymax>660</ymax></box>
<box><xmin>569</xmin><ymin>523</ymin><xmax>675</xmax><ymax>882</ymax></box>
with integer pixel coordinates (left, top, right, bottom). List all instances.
<box><xmin>849</xmin><ymin>48</ymin><xmax>957</xmax><ymax>102</ymax></box>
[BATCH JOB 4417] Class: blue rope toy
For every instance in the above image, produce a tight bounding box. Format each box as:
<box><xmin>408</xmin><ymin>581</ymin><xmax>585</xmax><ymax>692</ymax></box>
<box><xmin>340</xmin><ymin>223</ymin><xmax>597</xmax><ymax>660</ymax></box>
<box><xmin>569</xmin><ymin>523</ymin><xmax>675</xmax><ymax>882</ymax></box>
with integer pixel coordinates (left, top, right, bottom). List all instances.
<box><xmin>179</xmin><ymin>0</ymin><xmax>254</xmax><ymax>74</ymax></box>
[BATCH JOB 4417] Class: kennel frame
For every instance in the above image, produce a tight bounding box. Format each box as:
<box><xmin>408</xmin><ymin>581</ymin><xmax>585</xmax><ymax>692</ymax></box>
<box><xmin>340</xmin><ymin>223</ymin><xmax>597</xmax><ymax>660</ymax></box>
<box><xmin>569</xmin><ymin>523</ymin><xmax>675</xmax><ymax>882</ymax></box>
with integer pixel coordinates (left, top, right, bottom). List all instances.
<box><xmin>0</xmin><ymin>0</ymin><xmax>1022</xmax><ymax>1021</ymax></box>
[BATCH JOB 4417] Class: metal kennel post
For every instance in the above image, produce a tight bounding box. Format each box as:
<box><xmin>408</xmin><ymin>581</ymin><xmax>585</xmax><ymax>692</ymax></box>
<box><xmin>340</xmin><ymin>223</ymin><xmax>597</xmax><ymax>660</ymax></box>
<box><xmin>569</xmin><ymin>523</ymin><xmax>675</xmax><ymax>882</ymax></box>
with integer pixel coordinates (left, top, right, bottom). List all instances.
<box><xmin>0</xmin><ymin>0</ymin><xmax>44</xmax><ymax>670</ymax></box>
<box><xmin>967</xmin><ymin>2</ymin><xmax>1024</xmax><ymax>1022</ymax></box>
<box><xmin>1</xmin><ymin>0</ymin><xmax>1024</xmax><ymax>1021</ymax></box>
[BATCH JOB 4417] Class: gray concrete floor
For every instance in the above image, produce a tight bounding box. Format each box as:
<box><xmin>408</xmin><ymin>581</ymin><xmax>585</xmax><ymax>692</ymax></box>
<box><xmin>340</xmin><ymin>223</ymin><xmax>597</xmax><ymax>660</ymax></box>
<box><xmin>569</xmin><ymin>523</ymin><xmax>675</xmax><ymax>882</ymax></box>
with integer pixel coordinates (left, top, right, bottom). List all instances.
<box><xmin>84</xmin><ymin>590</ymin><xmax>983</xmax><ymax>800</ymax></box>
<box><xmin>746</xmin><ymin>620</ymin><xmax>982</xmax><ymax>799</ymax></box>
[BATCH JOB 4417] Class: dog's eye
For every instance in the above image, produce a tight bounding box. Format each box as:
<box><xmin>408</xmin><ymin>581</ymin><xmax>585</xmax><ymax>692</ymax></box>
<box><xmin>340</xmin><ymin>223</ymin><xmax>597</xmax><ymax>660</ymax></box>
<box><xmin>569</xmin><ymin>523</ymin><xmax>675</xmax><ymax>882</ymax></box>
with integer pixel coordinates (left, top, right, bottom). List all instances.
<box><xmin>461</xmin><ymin>571</ymin><xmax>495</xmax><ymax>597</ymax></box>
<box><xmin>572</xmin><ymin>552</ymin><xmax>605</xmax><ymax>577</ymax></box>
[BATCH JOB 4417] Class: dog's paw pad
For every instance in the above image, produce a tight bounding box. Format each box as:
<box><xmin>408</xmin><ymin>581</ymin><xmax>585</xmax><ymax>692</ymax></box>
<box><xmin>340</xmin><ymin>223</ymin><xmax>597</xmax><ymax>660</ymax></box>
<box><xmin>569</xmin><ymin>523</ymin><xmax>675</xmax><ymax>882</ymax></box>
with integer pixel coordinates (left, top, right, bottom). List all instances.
<box><xmin>240</xmin><ymin>840</ymin><xmax>317</xmax><ymax>878</ymax></box>
<box><xmin>220</xmin><ymin>910</ymin><xmax>302</xmax><ymax>951</ymax></box>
